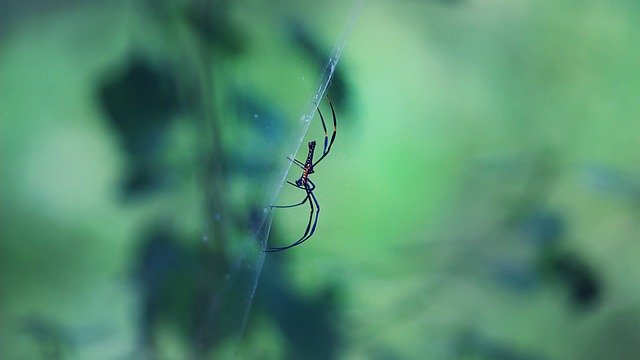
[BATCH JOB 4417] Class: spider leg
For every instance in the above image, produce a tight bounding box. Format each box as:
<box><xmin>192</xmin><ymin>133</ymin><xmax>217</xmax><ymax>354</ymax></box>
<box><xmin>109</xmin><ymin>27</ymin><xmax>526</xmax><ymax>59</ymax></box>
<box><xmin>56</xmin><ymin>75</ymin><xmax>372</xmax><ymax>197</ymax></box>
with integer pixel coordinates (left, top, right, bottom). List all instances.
<box><xmin>287</xmin><ymin>156</ymin><xmax>305</xmax><ymax>169</ymax></box>
<box><xmin>286</xmin><ymin>180</ymin><xmax>315</xmax><ymax>191</ymax></box>
<box><xmin>266</xmin><ymin>184</ymin><xmax>320</xmax><ymax>252</ymax></box>
<box><xmin>271</xmin><ymin>181</ymin><xmax>311</xmax><ymax>208</ymax></box>
<box><xmin>287</xmin><ymin>180</ymin><xmax>304</xmax><ymax>188</ymax></box>
<box><xmin>270</xmin><ymin>196</ymin><xmax>308</xmax><ymax>209</ymax></box>
<box><xmin>289</xmin><ymin>188</ymin><xmax>320</xmax><ymax>247</ymax></box>
<box><xmin>307</xmin><ymin>179</ymin><xmax>316</xmax><ymax>191</ymax></box>
<box><xmin>313</xmin><ymin>100</ymin><xmax>337</xmax><ymax>167</ymax></box>
<box><xmin>317</xmin><ymin>107</ymin><xmax>329</xmax><ymax>154</ymax></box>
<box><xmin>266</xmin><ymin>188</ymin><xmax>315</xmax><ymax>252</ymax></box>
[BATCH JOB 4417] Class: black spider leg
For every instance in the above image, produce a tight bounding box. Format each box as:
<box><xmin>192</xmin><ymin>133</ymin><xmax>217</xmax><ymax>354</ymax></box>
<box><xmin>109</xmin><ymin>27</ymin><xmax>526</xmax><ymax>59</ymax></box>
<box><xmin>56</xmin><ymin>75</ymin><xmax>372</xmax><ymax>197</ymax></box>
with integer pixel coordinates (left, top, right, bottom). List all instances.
<box><xmin>269</xmin><ymin>180</ymin><xmax>315</xmax><ymax>209</ymax></box>
<box><xmin>276</xmin><ymin>180</ymin><xmax>319</xmax><ymax>249</ymax></box>
<box><xmin>269</xmin><ymin>152</ymin><xmax>310</xmax><ymax>210</ymax></box>
<box><xmin>266</xmin><ymin>188</ymin><xmax>313</xmax><ymax>252</ymax></box>
<box><xmin>287</xmin><ymin>156</ymin><xmax>305</xmax><ymax>168</ymax></box>
<box><xmin>282</xmin><ymin>184</ymin><xmax>320</xmax><ymax>250</ymax></box>
<box><xmin>298</xmin><ymin>186</ymin><xmax>320</xmax><ymax>243</ymax></box>
<box><xmin>313</xmin><ymin>100</ymin><xmax>337</xmax><ymax>167</ymax></box>
<box><xmin>266</xmin><ymin>180</ymin><xmax>319</xmax><ymax>252</ymax></box>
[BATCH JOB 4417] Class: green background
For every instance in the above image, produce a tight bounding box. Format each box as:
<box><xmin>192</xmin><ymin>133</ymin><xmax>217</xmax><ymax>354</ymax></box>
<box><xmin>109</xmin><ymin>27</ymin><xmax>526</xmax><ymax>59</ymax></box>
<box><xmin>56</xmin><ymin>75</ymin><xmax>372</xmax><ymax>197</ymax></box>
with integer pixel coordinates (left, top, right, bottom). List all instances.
<box><xmin>2</xmin><ymin>1</ymin><xmax>640</xmax><ymax>359</ymax></box>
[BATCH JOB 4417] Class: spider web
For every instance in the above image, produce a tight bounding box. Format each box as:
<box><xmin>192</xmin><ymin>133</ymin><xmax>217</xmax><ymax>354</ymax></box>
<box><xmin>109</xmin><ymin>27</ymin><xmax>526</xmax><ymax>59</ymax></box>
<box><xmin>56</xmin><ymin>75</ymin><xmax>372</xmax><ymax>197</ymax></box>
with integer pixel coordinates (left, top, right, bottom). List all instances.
<box><xmin>198</xmin><ymin>0</ymin><xmax>364</xmax><ymax>353</ymax></box>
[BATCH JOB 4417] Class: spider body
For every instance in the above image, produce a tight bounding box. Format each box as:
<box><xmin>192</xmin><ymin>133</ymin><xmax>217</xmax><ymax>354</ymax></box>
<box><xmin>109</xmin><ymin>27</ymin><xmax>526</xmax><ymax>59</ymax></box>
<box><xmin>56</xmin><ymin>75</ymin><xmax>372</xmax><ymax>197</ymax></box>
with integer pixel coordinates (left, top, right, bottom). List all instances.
<box><xmin>296</xmin><ymin>141</ymin><xmax>316</xmax><ymax>187</ymax></box>
<box><xmin>266</xmin><ymin>101</ymin><xmax>337</xmax><ymax>252</ymax></box>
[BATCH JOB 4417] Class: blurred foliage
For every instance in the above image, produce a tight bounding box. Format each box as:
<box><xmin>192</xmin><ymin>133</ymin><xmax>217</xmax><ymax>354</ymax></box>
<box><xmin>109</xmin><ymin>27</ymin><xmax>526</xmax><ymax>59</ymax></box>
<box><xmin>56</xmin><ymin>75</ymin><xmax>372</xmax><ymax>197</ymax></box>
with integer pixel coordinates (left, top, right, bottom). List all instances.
<box><xmin>2</xmin><ymin>0</ymin><xmax>640</xmax><ymax>359</ymax></box>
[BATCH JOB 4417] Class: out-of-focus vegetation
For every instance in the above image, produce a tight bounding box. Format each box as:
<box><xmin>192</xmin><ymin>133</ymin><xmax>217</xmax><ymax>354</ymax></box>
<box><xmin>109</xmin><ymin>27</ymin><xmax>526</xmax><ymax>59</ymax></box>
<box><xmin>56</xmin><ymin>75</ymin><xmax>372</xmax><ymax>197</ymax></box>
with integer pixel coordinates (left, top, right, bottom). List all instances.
<box><xmin>2</xmin><ymin>0</ymin><xmax>640</xmax><ymax>359</ymax></box>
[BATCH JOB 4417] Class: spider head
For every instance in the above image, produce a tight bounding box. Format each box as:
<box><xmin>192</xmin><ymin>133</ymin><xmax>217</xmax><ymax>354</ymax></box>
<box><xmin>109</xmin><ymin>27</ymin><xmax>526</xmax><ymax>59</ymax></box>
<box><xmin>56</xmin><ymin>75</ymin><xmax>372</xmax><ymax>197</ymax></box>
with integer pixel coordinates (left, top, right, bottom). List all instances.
<box><xmin>295</xmin><ymin>179</ymin><xmax>303</xmax><ymax>186</ymax></box>
<box><xmin>308</xmin><ymin>141</ymin><xmax>316</xmax><ymax>150</ymax></box>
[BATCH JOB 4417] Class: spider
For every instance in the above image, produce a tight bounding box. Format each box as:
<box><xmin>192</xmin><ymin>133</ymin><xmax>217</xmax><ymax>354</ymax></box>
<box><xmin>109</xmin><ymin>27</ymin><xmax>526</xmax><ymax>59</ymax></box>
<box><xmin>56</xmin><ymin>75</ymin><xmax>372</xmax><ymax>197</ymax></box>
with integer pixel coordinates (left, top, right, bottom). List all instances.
<box><xmin>265</xmin><ymin>100</ymin><xmax>337</xmax><ymax>252</ymax></box>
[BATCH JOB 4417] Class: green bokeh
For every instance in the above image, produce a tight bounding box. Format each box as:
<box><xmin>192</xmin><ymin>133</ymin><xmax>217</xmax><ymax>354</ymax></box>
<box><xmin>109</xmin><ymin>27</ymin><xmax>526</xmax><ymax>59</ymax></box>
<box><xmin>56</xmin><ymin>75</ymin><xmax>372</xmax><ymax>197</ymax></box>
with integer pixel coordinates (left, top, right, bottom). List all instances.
<box><xmin>2</xmin><ymin>1</ymin><xmax>640</xmax><ymax>359</ymax></box>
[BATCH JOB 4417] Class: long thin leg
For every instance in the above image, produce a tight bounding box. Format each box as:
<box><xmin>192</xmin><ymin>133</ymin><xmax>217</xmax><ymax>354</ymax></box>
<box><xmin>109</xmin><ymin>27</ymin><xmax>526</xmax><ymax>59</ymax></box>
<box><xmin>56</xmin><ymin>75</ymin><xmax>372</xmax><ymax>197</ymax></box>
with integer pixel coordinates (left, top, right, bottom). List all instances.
<box><xmin>288</xmin><ymin>156</ymin><xmax>305</xmax><ymax>169</ymax></box>
<box><xmin>288</xmin><ymin>189</ymin><xmax>321</xmax><ymax>248</ymax></box>
<box><xmin>313</xmin><ymin>100</ymin><xmax>337</xmax><ymax>167</ymax></box>
<box><xmin>266</xmin><ymin>185</ymin><xmax>320</xmax><ymax>252</ymax></box>
<box><xmin>266</xmin><ymin>188</ymin><xmax>315</xmax><ymax>252</ymax></box>
<box><xmin>317</xmin><ymin>107</ymin><xmax>329</xmax><ymax>154</ymax></box>
<box><xmin>307</xmin><ymin>179</ymin><xmax>316</xmax><ymax>190</ymax></box>
<box><xmin>271</xmin><ymin>181</ymin><xmax>313</xmax><ymax>208</ymax></box>
<box><xmin>270</xmin><ymin>196</ymin><xmax>308</xmax><ymax>209</ymax></box>
<box><xmin>287</xmin><ymin>180</ymin><xmax>315</xmax><ymax>191</ymax></box>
